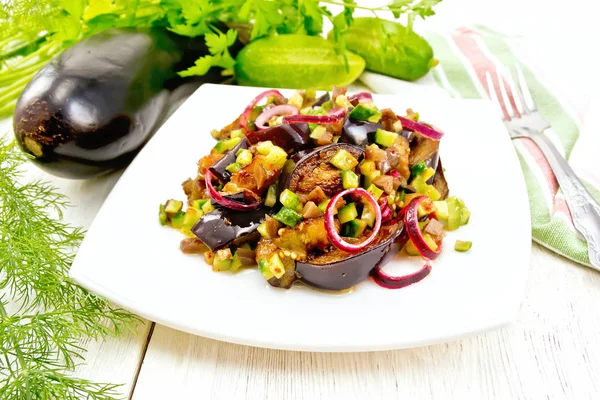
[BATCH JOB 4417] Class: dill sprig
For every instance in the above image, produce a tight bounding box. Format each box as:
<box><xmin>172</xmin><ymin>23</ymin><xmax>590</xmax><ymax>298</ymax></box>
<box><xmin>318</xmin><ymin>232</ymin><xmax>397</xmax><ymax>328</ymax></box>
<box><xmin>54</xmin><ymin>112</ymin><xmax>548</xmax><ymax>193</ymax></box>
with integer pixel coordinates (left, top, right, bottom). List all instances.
<box><xmin>0</xmin><ymin>139</ymin><xmax>139</xmax><ymax>399</ymax></box>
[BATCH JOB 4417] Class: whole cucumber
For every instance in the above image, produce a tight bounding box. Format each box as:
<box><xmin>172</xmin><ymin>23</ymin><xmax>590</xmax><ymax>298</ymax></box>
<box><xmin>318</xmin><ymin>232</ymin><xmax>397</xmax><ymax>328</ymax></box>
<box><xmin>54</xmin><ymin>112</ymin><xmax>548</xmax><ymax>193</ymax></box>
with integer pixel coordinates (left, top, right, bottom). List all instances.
<box><xmin>331</xmin><ymin>18</ymin><xmax>435</xmax><ymax>81</ymax></box>
<box><xmin>234</xmin><ymin>35</ymin><xmax>365</xmax><ymax>89</ymax></box>
<box><xmin>13</xmin><ymin>28</ymin><xmax>238</xmax><ymax>179</ymax></box>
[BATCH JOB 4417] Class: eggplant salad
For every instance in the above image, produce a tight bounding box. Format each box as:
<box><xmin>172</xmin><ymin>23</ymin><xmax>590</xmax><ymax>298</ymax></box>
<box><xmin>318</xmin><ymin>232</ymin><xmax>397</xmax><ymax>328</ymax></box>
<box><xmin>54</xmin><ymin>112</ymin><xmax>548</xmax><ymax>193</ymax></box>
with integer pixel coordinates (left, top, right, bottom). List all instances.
<box><xmin>159</xmin><ymin>87</ymin><xmax>470</xmax><ymax>291</ymax></box>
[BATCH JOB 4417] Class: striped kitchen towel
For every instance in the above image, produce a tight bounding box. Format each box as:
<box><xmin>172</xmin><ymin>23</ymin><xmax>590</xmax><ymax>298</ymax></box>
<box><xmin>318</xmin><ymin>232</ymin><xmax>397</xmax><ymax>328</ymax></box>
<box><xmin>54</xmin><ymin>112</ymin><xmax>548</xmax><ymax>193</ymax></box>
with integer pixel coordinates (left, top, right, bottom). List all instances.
<box><xmin>360</xmin><ymin>26</ymin><xmax>600</xmax><ymax>269</ymax></box>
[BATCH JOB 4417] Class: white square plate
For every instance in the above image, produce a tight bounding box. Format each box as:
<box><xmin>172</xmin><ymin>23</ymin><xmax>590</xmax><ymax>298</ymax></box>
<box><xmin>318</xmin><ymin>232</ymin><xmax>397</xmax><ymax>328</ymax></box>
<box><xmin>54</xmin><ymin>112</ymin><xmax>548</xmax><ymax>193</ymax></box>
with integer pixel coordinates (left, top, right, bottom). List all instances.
<box><xmin>70</xmin><ymin>84</ymin><xmax>531</xmax><ymax>352</ymax></box>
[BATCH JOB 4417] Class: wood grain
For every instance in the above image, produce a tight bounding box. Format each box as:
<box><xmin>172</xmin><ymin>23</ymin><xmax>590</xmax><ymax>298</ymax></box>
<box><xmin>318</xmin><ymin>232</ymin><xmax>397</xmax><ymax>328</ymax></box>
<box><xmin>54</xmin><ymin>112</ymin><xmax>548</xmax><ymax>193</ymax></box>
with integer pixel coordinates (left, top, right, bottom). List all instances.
<box><xmin>132</xmin><ymin>245</ymin><xmax>600</xmax><ymax>400</ymax></box>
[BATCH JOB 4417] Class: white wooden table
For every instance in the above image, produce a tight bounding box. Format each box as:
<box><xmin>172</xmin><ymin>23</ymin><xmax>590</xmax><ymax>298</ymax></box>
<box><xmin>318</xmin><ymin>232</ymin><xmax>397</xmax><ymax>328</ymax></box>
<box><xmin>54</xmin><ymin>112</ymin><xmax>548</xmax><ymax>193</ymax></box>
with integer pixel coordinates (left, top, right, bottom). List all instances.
<box><xmin>4</xmin><ymin>1</ymin><xmax>600</xmax><ymax>398</ymax></box>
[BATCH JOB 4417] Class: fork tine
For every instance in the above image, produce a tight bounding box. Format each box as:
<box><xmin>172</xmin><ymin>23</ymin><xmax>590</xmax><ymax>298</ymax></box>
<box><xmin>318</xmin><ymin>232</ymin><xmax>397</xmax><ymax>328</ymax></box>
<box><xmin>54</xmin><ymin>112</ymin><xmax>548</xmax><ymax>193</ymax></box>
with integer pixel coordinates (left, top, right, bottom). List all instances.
<box><xmin>503</xmin><ymin>66</ymin><xmax>527</xmax><ymax>116</ymax></box>
<box><xmin>496</xmin><ymin>68</ymin><xmax>516</xmax><ymax>118</ymax></box>
<box><xmin>515</xmin><ymin>64</ymin><xmax>536</xmax><ymax>112</ymax></box>
<box><xmin>485</xmin><ymin>71</ymin><xmax>506</xmax><ymax>120</ymax></box>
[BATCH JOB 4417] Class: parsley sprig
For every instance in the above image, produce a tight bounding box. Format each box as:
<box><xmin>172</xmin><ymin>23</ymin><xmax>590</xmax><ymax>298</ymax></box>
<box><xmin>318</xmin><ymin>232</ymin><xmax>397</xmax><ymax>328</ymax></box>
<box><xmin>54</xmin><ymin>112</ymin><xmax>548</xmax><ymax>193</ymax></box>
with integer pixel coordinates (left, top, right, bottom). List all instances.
<box><xmin>0</xmin><ymin>0</ymin><xmax>441</xmax><ymax>118</ymax></box>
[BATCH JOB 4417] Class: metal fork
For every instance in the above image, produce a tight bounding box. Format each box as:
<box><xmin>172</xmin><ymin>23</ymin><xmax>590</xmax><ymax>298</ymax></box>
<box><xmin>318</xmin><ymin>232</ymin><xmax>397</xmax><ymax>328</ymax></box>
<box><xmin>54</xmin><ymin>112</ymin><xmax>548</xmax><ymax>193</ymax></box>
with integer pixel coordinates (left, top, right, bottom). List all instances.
<box><xmin>485</xmin><ymin>66</ymin><xmax>600</xmax><ymax>270</ymax></box>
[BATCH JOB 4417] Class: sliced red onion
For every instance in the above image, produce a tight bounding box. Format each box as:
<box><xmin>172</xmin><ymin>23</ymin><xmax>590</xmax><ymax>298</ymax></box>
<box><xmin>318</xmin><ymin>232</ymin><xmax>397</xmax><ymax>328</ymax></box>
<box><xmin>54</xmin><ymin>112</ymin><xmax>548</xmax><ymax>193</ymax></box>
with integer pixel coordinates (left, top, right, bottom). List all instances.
<box><xmin>404</xmin><ymin>196</ymin><xmax>442</xmax><ymax>260</ymax></box>
<box><xmin>283</xmin><ymin>107</ymin><xmax>346</xmax><ymax>125</ymax></box>
<box><xmin>324</xmin><ymin>188</ymin><xmax>382</xmax><ymax>253</ymax></box>
<box><xmin>379</xmin><ymin>197</ymin><xmax>393</xmax><ymax>222</ymax></box>
<box><xmin>371</xmin><ymin>263</ymin><xmax>432</xmax><ymax>289</ymax></box>
<box><xmin>397</xmin><ymin>116</ymin><xmax>444</xmax><ymax>141</ymax></box>
<box><xmin>255</xmin><ymin>104</ymin><xmax>299</xmax><ymax>130</ymax></box>
<box><xmin>386</xmin><ymin>169</ymin><xmax>401</xmax><ymax>178</ymax></box>
<box><xmin>240</xmin><ymin>89</ymin><xmax>285</xmax><ymax>132</ymax></box>
<box><xmin>204</xmin><ymin>170</ymin><xmax>263</xmax><ymax>211</ymax></box>
<box><xmin>348</xmin><ymin>92</ymin><xmax>373</xmax><ymax>104</ymax></box>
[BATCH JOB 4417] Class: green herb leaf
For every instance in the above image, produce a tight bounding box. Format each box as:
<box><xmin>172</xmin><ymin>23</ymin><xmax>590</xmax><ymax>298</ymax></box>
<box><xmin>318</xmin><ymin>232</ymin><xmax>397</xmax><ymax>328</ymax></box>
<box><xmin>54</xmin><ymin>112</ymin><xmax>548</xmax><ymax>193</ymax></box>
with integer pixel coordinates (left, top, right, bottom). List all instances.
<box><xmin>178</xmin><ymin>29</ymin><xmax>238</xmax><ymax>77</ymax></box>
<box><xmin>0</xmin><ymin>140</ymin><xmax>139</xmax><ymax>399</ymax></box>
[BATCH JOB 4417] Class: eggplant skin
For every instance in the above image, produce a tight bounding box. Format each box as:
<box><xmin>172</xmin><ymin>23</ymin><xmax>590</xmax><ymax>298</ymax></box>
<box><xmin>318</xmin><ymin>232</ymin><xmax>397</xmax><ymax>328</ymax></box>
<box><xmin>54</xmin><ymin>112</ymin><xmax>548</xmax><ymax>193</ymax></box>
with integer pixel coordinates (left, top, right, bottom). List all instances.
<box><xmin>191</xmin><ymin>204</ymin><xmax>267</xmax><ymax>252</ymax></box>
<box><xmin>13</xmin><ymin>28</ymin><xmax>229</xmax><ymax>179</ymax></box>
<box><xmin>296</xmin><ymin>222</ymin><xmax>408</xmax><ymax>291</ymax></box>
<box><xmin>209</xmin><ymin>139</ymin><xmax>249</xmax><ymax>183</ymax></box>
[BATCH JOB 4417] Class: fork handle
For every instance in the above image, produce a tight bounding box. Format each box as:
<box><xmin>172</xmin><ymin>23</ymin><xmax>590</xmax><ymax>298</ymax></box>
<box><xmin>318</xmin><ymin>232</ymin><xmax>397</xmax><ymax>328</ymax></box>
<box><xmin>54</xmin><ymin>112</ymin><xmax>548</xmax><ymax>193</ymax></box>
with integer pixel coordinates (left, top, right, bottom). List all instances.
<box><xmin>528</xmin><ymin>131</ymin><xmax>600</xmax><ymax>269</ymax></box>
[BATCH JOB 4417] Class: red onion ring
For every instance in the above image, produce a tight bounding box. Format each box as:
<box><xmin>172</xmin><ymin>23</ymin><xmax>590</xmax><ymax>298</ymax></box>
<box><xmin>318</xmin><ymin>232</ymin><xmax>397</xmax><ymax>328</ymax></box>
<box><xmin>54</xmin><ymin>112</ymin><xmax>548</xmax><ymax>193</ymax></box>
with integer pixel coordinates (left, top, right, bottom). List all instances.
<box><xmin>324</xmin><ymin>188</ymin><xmax>382</xmax><ymax>253</ymax></box>
<box><xmin>348</xmin><ymin>92</ymin><xmax>373</xmax><ymax>105</ymax></box>
<box><xmin>386</xmin><ymin>169</ymin><xmax>401</xmax><ymax>178</ymax></box>
<box><xmin>204</xmin><ymin>170</ymin><xmax>263</xmax><ymax>211</ymax></box>
<box><xmin>254</xmin><ymin>104</ymin><xmax>299</xmax><ymax>130</ymax></box>
<box><xmin>283</xmin><ymin>107</ymin><xmax>346</xmax><ymax>125</ymax></box>
<box><xmin>404</xmin><ymin>196</ymin><xmax>442</xmax><ymax>260</ymax></box>
<box><xmin>397</xmin><ymin>116</ymin><xmax>444</xmax><ymax>141</ymax></box>
<box><xmin>240</xmin><ymin>90</ymin><xmax>285</xmax><ymax>132</ymax></box>
<box><xmin>371</xmin><ymin>263</ymin><xmax>432</xmax><ymax>289</ymax></box>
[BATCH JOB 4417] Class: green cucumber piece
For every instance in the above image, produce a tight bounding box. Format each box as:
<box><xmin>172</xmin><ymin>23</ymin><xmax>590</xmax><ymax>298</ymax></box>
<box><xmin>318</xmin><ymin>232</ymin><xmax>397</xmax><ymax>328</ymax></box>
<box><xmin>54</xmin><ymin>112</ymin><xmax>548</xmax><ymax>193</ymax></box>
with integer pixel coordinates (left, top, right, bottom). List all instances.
<box><xmin>258</xmin><ymin>259</ymin><xmax>275</xmax><ymax>280</ymax></box>
<box><xmin>201</xmin><ymin>201</ymin><xmax>215</xmax><ymax>214</ymax></box>
<box><xmin>182</xmin><ymin>208</ymin><xmax>203</xmax><ymax>232</ymax></box>
<box><xmin>164</xmin><ymin>199</ymin><xmax>183</xmax><ymax>216</ymax></box>
<box><xmin>330</xmin><ymin>149</ymin><xmax>359</xmax><ymax>170</ymax></box>
<box><xmin>433</xmin><ymin>201</ymin><xmax>449</xmax><ymax>220</ymax></box>
<box><xmin>214</xmin><ymin>137</ymin><xmax>242</xmax><ymax>154</ymax></box>
<box><xmin>446</xmin><ymin>197</ymin><xmax>461</xmax><ymax>231</ymax></box>
<box><xmin>273</xmin><ymin>207</ymin><xmax>303</xmax><ymax>227</ymax></box>
<box><xmin>318</xmin><ymin>199</ymin><xmax>330</xmax><ymax>214</ymax></box>
<box><xmin>230</xmin><ymin>252</ymin><xmax>243</xmax><ymax>272</ymax></box>
<box><xmin>341</xmin><ymin>170</ymin><xmax>359</xmax><ymax>189</ymax></box>
<box><xmin>460</xmin><ymin>207</ymin><xmax>471</xmax><ymax>225</ymax></box>
<box><xmin>338</xmin><ymin>203</ymin><xmax>358</xmax><ymax>224</ymax></box>
<box><xmin>349</xmin><ymin>104</ymin><xmax>379</xmax><ymax>121</ymax></box>
<box><xmin>170</xmin><ymin>211</ymin><xmax>185</xmax><ymax>229</ymax></box>
<box><xmin>159</xmin><ymin>204</ymin><xmax>168</xmax><ymax>226</ymax></box>
<box><xmin>264</xmin><ymin>145</ymin><xmax>288</xmax><ymax>169</ymax></box>
<box><xmin>341</xmin><ymin>219</ymin><xmax>368</xmax><ymax>238</ymax></box>
<box><xmin>454</xmin><ymin>240</ymin><xmax>472</xmax><ymax>252</ymax></box>
<box><xmin>374</xmin><ymin>128</ymin><xmax>398</xmax><ymax>148</ymax></box>
<box><xmin>361</xmin><ymin>206</ymin><xmax>375</xmax><ymax>228</ymax></box>
<box><xmin>366</xmin><ymin>183</ymin><xmax>384</xmax><ymax>200</ymax></box>
<box><xmin>236</xmin><ymin>149</ymin><xmax>253</xmax><ymax>166</ymax></box>
<box><xmin>213</xmin><ymin>249</ymin><xmax>233</xmax><ymax>272</ymax></box>
<box><xmin>265</xmin><ymin>184</ymin><xmax>278</xmax><ymax>207</ymax></box>
<box><xmin>280</xmin><ymin>189</ymin><xmax>300</xmax><ymax>210</ymax></box>
<box><xmin>226</xmin><ymin>162</ymin><xmax>243</xmax><ymax>173</ymax></box>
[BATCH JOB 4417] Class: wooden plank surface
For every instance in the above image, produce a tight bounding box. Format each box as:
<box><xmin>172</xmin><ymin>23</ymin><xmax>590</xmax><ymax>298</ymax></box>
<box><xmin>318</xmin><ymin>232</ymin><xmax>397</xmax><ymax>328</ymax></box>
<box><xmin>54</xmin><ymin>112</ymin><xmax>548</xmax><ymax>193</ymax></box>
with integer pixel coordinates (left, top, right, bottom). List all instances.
<box><xmin>132</xmin><ymin>245</ymin><xmax>600</xmax><ymax>400</ymax></box>
<box><xmin>0</xmin><ymin>120</ymin><xmax>153</xmax><ymax>400</ymax></box>
<box><xmin>42</xmin><ymin>170</ymin><xmax>154</xmax><ymax>398</ymax></box>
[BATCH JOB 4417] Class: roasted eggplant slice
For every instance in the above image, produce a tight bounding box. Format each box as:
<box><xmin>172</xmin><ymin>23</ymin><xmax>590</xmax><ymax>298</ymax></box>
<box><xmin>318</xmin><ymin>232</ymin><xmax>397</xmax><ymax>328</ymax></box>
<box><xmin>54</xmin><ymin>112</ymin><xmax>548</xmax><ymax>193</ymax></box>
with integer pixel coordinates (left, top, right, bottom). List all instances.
<box><xmin>246</xmin><ymin>123</ymin><xmax>311</xmax><ymax>152</ymax></box>
<box><xmin>192</xmin><ymin>204</ymin><xmax>267</xmax><ymax>251</ymax></box>
<box><xmin>340</xmin><ymin>118</ymin><xmax>383</xmax><ymax>147</ymax></box>
<box><xmin>296</xmin><ymin>221</ymin><xmax>408</xmax><ymax>291</ymax></box>
<box><xmin>432</xmin><ymin>159</ymin><xmax>449</xmax><ymax>199</ymax></box>
<box><xmin>280</xmin><ymin>143</ymin><xmax>364</xmax><ymax>197</ymax></box>
<box><xmin>408</xmin><ymin>132</ymin><xmax>439</xmax><ymax>169</ymax></box>
<box><xmin>208</xmin><ymin>139</ymin><xmax>249</xmax><ymax>183</ymax></box>
<box><xmin>312</xmin><ymin>93</ymin><xmax>331</xmax><ymax>107</ymax></box>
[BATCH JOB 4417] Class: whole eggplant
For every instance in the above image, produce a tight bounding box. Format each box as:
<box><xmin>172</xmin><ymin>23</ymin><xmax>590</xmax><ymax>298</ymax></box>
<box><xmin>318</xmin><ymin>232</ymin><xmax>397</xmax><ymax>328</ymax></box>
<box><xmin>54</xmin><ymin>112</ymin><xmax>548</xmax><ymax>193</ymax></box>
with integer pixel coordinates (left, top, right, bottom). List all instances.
<box><xmin>13</xmin><ymin>27</ymin><xmax>240</xmax><ymax>179</ymax></box>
